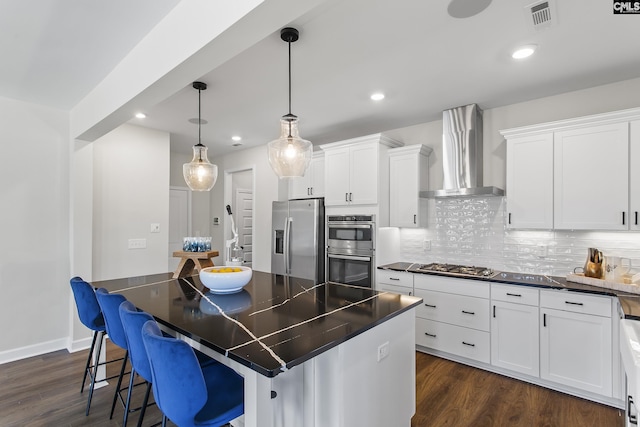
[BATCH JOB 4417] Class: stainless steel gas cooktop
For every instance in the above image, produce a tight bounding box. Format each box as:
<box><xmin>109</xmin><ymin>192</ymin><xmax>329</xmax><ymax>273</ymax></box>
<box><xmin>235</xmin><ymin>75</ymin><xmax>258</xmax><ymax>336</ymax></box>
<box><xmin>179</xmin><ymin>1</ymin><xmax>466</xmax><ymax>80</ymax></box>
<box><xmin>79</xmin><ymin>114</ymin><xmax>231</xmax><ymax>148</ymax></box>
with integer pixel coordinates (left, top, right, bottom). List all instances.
<box><xmin>415</xmin><ymin>263</ymin><xmax>499</xmax><ymax>278</ymax></box>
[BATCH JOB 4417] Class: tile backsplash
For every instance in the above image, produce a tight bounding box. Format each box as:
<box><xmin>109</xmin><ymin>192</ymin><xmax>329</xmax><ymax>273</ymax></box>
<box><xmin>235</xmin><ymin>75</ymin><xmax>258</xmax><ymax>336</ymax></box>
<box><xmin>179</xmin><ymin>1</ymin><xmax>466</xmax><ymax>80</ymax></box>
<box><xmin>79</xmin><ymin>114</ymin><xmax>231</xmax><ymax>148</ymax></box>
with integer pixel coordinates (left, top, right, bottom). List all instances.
<box><xmin>397</xmin><ymin>197</ymin><xmax>640</xmax><ymax>276</ymax></box>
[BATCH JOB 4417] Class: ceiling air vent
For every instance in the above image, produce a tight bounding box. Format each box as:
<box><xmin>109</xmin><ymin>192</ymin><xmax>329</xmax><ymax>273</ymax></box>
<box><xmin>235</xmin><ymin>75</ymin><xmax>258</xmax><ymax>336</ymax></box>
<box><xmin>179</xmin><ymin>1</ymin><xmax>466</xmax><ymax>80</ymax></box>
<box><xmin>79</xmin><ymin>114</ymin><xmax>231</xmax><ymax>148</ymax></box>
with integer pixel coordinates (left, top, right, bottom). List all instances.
<box><xmin>526</xmin><ymin>0</ymin><xmax>555</xmax><ymax>30</ymax></box>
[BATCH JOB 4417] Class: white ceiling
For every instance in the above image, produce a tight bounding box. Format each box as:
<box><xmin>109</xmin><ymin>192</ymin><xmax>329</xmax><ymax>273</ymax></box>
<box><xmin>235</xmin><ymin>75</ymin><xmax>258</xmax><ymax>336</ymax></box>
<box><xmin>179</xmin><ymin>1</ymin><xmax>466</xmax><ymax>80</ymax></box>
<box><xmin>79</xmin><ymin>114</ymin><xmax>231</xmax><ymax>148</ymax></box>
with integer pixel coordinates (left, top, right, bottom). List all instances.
<box><xmin>3</xmin><ymin>0</ymin><xmax>640</xmax><ymax>156</ymax></box>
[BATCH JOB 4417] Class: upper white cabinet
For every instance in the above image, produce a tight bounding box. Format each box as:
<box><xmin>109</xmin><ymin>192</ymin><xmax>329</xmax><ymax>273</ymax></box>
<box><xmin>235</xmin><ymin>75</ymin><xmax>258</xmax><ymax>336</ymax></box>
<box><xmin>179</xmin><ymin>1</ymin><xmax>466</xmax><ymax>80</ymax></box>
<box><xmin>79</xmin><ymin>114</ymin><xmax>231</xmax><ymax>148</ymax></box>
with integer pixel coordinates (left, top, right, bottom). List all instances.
<box><xmin>554</xmin><ymin>123</ymin><xmax>628</xmax><ymax>230</ymax></box>
<box><xmin>388</xmin><ymin>145</ymin><xmax>432</xmax><ymax>228</ymax></box>
<box><xmin>505</xmin><ymin>133</ymin><xmax>554</xmax><ymax>229</ymax></box>
<box><xmin>289</xmin><ymin>152</ymin><xmax>324</xmax><ymax>199</ymax></box>
<box><xmin>320</xmin><ymin>134</ymin><xmax>402</xmax><ymax>207</ymax></box>
<box><xmin>631</xmin><ymin>120</ymin><xmax>640</xmax><ymax>230</ymax></box>
<box><xmin>501</xmin><ymin>107</ymin><xmax>640</xmax><ymax>230</ymax></box>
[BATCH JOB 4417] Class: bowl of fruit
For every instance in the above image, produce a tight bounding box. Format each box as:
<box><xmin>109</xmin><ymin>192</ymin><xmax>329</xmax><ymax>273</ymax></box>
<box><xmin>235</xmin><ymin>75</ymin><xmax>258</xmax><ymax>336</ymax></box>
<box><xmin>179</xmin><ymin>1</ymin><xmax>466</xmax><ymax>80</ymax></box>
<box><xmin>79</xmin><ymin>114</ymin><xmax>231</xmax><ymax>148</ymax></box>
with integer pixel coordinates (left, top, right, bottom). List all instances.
<box><xmin>199</xmin><ymin>266</ymin><xmax>252</xmax><ymax>294</ymax></box>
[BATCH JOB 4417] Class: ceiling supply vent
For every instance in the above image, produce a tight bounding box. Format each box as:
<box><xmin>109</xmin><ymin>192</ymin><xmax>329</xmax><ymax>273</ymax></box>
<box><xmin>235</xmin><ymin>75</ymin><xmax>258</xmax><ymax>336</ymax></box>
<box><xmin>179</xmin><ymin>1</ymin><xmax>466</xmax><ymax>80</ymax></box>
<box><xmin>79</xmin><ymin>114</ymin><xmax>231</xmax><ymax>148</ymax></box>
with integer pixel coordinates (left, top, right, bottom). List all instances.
<box><xmin>525</xmin><ymin>0</ymin><xmax>555</xmax><ymax>30</ymax></box>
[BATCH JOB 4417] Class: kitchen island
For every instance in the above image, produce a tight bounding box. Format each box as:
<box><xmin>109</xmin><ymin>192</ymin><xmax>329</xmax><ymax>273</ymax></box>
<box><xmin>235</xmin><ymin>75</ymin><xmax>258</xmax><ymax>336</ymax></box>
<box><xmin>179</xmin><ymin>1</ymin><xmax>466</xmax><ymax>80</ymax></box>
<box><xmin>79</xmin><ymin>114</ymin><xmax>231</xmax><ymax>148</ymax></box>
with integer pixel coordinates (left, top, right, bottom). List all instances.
<box><xmin>94</xmin><ymin>270</ymin><xmax>421</xmax><ymax>427</ymax></box>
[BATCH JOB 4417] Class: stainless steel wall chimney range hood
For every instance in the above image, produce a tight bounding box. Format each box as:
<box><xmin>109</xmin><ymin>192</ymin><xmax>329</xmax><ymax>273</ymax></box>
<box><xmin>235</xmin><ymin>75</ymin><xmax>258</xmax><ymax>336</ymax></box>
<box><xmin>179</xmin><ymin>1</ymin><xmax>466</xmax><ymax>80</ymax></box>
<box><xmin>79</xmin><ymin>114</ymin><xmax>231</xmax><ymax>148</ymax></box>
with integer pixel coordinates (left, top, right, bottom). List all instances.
<box><xmin>420</xmin><ymin>104</ymin><xmax>504</xmax><ymax>198</ymax></box>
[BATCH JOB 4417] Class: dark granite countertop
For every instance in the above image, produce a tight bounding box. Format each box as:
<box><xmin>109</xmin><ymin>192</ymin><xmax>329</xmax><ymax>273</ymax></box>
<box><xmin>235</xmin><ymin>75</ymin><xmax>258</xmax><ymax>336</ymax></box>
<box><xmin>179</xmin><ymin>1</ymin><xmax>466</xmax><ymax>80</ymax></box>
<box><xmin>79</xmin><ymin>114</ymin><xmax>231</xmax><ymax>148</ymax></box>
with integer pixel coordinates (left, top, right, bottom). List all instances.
<box><xmin>93</xmin><ymin>270</ymin><xmax>421</xmax><ymax>377</ymax></box>
<box><xmin>379</xmin><ymin>262</ymin><xmax>640</xmax><ymax>320</ymax></box>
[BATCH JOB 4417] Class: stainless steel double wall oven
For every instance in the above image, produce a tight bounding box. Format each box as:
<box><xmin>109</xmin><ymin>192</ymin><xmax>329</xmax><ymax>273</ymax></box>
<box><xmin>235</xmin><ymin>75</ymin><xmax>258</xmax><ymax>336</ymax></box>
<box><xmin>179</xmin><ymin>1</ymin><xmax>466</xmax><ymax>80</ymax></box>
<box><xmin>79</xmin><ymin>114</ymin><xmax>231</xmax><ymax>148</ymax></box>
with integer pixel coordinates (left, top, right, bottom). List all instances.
<box><xmin>326</xmin><ymin>215</ymin><xmax>375</xmax><ymax>288</ymax></box>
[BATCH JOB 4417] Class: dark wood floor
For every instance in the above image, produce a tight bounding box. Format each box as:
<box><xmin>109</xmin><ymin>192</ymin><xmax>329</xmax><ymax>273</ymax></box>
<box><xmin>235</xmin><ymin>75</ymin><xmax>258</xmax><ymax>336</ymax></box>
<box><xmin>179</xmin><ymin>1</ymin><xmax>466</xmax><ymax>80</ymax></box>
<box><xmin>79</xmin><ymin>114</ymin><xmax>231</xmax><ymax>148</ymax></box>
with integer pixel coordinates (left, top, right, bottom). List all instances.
<box><xmin>412</xmin><ymin>352</ymin><xmax>624</xmax><ymax>427</ymax></box>
<box><xmin>0</xmin><ymin>342</ymin><xmax>624</xmax><ymax>426</ymax></box>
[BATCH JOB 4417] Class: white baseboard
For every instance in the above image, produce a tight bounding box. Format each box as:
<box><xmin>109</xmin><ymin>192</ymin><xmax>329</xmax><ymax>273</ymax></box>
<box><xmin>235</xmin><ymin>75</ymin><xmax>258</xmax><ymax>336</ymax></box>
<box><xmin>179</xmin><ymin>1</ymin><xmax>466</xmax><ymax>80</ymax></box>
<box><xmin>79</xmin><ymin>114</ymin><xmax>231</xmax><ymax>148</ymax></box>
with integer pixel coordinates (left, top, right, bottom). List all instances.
<box><xmin>67</xmin><ymin>336</ymin><xmax>94</xmax><ymax>353</ymax></box>
<box><xmin>0</xmin><ymin>338</ymin><xmax>68</xmax><ymax>365</ymax></box>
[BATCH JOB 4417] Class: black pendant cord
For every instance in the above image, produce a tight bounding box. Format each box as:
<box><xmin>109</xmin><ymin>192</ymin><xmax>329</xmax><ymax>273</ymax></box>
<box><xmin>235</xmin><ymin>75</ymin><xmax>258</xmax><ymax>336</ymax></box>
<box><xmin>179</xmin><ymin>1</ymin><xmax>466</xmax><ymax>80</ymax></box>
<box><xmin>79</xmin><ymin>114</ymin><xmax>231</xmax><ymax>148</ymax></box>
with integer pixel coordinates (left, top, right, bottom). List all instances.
<box><xmin>198</xmin><ymin>87</ymin><xmax>203</xmax><ymax>160</ymax></box>
<box><xmin>288</xmin><ymin>39</ymin><xmax>292</xmax><ymax>118</ymax></box>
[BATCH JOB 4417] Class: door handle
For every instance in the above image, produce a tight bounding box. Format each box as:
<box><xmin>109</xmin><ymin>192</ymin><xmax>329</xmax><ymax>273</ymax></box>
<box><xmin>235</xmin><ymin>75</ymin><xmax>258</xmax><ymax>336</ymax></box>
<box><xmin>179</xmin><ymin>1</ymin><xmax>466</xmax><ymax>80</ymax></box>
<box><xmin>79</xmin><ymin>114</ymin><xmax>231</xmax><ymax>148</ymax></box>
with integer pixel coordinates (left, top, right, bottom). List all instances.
<box><xmin>345</xmin><ymin>193</ymin><xmax>349</xmax><ymax>202</ymax></box>
<box><xmin>349</xmin><ymin>192</ymin><xmax>353</xmax><ymax>202</ymax></box>
<box><xmin>413</xmin><ymin>214</ymin><xmax>416</xmax><ymax>224</ymax></box>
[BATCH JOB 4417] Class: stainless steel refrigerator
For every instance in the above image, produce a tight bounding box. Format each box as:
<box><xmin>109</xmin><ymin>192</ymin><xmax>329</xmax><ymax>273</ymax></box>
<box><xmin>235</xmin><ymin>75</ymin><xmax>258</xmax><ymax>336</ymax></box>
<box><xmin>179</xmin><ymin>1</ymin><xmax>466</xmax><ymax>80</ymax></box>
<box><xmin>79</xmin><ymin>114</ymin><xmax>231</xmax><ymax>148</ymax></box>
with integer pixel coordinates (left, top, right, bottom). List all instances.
<box><xmin>271</xmin><ymin>198</ymin><xmax>325</xmax><ymax>282</ymax></box>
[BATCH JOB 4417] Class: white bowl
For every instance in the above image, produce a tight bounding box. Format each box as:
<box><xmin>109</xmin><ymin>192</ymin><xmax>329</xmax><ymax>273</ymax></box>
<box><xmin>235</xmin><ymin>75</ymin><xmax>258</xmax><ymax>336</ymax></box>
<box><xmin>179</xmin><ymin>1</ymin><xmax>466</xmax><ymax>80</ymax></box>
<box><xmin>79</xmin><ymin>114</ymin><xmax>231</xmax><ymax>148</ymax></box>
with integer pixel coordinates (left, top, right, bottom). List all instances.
<box><xmin>199</xmin><ymin>266</ymin><xmax>252</xmax><ymax>294</ymax></box>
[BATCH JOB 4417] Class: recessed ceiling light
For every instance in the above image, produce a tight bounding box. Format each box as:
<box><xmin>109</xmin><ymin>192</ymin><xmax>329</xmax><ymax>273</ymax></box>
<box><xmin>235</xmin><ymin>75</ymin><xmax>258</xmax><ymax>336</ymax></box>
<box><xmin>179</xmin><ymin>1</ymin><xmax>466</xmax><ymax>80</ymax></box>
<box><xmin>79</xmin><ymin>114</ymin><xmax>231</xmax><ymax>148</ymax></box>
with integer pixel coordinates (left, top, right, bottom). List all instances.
<box><xmin>370</xmin><ymin>93</ymin><xmax>385</xmax><ymax>101</ymax></box>
<box><xmin>231</xmin><ymin>136</ymin><xmax>242</xmax><ymax>142</ymax></box>
<box><xmin>512</xmin><ymin>45</ymin><xmax>537</xmax><ymax>59</ymax></box>
<box><xmin>135</xmin><ymin>112</ymin><xmax>146</xmax><ymax>119</ymax></box>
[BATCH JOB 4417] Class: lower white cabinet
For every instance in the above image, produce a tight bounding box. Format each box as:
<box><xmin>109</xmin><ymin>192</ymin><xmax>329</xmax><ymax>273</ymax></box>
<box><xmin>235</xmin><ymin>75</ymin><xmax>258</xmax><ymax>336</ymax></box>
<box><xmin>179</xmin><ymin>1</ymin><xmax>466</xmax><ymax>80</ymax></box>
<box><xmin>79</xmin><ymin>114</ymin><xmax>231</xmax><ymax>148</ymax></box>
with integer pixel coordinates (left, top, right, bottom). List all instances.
<box><xmin>491</xmin><ymin>284</ymin><xmax>539</xmax><ymax>377</ymax></box>
<box><xmin>540</xmin><ymin>290</ymin><xmax>613</xmax><ymax>397</ymax></box>
<box><xmin>414</xmin><ymin>275</ymin><xmax>490</xmax><ymax>363</ymax></box>
<box><xmin>376</xmin><ymin>270</ymin><xmax>413</xmax><ymax>295</ymax></box>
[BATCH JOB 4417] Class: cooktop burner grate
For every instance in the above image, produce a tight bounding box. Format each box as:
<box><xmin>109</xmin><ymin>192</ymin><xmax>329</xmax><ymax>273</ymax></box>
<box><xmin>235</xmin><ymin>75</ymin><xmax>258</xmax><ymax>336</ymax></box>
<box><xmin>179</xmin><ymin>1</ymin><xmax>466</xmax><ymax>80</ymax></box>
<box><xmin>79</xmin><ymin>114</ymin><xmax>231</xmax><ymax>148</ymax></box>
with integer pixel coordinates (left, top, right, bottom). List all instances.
<box><xmin>416</xmin><ymin>263</ymin><xmax>499</xmax><ymax>278</ymax></box>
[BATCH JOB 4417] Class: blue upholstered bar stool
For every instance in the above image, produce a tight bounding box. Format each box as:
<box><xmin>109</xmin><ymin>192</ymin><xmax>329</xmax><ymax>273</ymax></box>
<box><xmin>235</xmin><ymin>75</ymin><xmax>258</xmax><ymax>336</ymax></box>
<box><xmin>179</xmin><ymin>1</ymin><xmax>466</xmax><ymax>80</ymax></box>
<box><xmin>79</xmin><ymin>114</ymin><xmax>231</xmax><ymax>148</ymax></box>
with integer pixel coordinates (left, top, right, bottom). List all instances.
<box><xmin>69</xmin><ymin>277</ymin><xmax>123</xmax><ymax>416</ymax></box>
<box><xmin>95</xmin><ymin>288</ymin><xmax>136</xmax><ymax>423</ymax></box>
<box><xmin>141</xmin><ymin>320</ymin><xmax>244</xmax><ymax>427</ymax></box>
<box><xmin>118</xmin><ymin>301</ymin><xmax>155</xmax><ymax>427</ymax></box>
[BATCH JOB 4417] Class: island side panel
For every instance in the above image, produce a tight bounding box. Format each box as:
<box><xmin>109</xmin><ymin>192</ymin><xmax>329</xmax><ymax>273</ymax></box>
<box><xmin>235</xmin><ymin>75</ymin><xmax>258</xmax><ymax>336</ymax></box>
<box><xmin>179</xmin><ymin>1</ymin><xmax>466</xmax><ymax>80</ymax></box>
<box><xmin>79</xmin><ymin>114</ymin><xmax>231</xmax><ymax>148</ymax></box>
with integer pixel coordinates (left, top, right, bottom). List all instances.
<box><xmin>313</xmin><ymin>309</ymin><xmax>417</xmax><ymax>427</ymax></box>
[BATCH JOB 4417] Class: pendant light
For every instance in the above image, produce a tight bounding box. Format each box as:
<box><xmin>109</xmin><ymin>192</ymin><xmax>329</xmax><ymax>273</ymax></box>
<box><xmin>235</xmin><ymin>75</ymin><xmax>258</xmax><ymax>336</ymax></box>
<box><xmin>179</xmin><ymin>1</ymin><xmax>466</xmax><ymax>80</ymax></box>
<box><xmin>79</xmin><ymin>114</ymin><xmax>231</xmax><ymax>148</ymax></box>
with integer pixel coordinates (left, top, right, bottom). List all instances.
<box><xmin>267</xmin><ymin>27</ymin><xmax>312</xmax><ymax>178</ymax></box>
<box><xmin>183</xmin><ymin>81</ymin><xmax>218</xmax><ymax>191</ymax></box>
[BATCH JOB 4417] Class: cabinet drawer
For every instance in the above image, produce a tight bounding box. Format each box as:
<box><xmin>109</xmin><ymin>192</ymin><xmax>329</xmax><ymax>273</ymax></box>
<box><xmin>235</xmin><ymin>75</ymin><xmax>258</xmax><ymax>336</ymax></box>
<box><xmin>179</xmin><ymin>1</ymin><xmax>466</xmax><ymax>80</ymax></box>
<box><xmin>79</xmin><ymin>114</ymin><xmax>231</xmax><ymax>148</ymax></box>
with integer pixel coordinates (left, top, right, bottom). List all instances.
<box><xmin>414</xmin><ymin>274</ymin><xmax>489</xmax><ymax>298</ymax></box>
<box><xmin>377</xmin><ymin>270</ymin><xmax>413</xmax><ymax>288</ymax></box>
<box><xmin>540</xmin><ymin>290</ymin><xmax>612</xmax><ymax>317</ymax></box>
<box><xmin>491</xmin><ymin>283</ymin><xmax>539</xmax><ymax>306</ymax></box>
<box><xmin>378</xmin><ymin>283</ymin><xmax>413</xmax><ymax>296</ymax></box>
<box><xmin>415</xmin><ymin>289</ymin><xmax>490</xmax><ymax>331</ymax></box>
<box><xmin>416</xmin><ymin>318</ymin><xmax>490</xmax><ymax>364</ymax></box>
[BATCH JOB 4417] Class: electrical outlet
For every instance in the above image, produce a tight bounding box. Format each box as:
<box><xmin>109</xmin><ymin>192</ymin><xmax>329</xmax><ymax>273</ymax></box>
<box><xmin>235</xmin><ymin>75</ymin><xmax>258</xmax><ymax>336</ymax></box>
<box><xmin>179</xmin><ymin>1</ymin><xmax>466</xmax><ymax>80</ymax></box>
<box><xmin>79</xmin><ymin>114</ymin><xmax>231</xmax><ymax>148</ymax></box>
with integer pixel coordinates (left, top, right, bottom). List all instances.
<box><xmin>377</xmin><ymin>341</ymin><xmax>390</xmax><ymax>362</ymax></box>
<box><xmin>150</xmin><ymin>223</ymin><xmax>160</xmax><ymax>233</ymax></box>
<box><xmin>128</xmin><ymin>238</ymin><xmax>147</xmax><ymax>249</ymax></box>
<box><xmin>536</xmin><ymin>244</ymin><xmax>548</xmax><ymax>258</ymax></box>
<box><xmin>423</xmin><ymin>239</ymin><xmax>431</xmax><ymax>251</ymax></box>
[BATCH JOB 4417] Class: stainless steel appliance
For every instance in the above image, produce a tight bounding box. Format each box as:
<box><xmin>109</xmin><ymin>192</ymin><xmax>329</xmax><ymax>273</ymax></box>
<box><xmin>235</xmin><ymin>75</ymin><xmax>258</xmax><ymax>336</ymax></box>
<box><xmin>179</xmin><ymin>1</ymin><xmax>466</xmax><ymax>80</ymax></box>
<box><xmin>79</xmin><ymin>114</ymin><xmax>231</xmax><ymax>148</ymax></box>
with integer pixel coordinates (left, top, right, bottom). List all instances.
<box><xmin>415</xmin><ymin>262</ymin><xmax>499</xmax><ymax>278</ymax></box>
<box><xmin>271</xmin><ymin>198</ymin><xmax>325</xmax><ymax>282</ymax></box>
<box><xmin>420</xmin><ymin>104</ymin><xmax>504</xmax><ymax>198</ymax></box>
<box><xmin>326</xmin><ymin>215</ymin><xmax>375</xmax><ymax>288</ymax></box>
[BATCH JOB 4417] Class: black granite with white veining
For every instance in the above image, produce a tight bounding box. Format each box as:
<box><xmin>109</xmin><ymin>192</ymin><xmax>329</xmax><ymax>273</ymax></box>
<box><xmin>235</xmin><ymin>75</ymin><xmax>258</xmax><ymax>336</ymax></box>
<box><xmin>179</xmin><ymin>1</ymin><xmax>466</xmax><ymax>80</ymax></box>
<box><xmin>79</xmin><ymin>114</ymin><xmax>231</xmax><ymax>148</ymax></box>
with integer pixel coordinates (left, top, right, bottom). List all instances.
<box><xmin>93</xmin><ymin>270</ymin><xmax>422</xmax><ymax>377</ymax></box>
<box><xmin>379</xmin><ymin>262</ymin><xmax>640</xmax><ymax>320</ymax></box>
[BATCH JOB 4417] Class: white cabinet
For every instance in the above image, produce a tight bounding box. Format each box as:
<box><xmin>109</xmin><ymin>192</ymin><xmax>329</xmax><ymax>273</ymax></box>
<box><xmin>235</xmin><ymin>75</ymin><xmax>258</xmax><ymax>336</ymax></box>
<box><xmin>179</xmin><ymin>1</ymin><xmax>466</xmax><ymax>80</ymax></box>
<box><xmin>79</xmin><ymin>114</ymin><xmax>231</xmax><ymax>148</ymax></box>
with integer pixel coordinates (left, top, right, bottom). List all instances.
<box><xmin>490</xmin><ymin>283</ymin><xmax>539</xmax><ymax>377</ymax></box>
<box><xmin>414</xmin><ymin>274</ymin><xmax>490</xmax><ymax>363</ymax></box>
<box><xmin>505</xmin><ymin>133</ymin><xmax>553</xmax><ymax>229</ymax></box>
<box><xmin>321</xmin><ymin>134</ymin><xmax>402</xmax><ymax>207</ymax></box>
<box><xmin>502</xmin><ymin>107</ymin><xmax>640</xmax><ymax>231</ymax></box>
<box><xmin>631</xmin><ymin>120</ymin><xmax>640</xmax><ymax>230</ymax></box>
<box><xmin>554</xmin><ymin>123</ymin><xmax>629</xmax><ymax>230</ymax></box>
<box><xmin>377</xmin><ymin>269</ymin><xmax>413</xmax><ymax>295</ymax></box>
<box><xmin>289</xmin><ymin>153</ymin><xmax>324</xmax><ymax>199</ymax></box>
<box><xmin>540</xmin><ymin>290</ymin><xmax>613</xmax><ymax>397</ymax></box>
<box><xmin>388</xmin><ymin>145</ymin><xmax>432</xmax><ymax>228</ymax></box>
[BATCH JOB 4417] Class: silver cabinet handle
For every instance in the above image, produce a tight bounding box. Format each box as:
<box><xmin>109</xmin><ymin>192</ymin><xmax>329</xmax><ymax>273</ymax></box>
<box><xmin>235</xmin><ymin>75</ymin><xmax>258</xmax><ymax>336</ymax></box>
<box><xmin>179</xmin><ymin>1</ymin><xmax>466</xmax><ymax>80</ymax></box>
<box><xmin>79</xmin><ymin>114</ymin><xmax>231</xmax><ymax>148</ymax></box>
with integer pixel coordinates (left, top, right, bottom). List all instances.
<box><xmin>349</xmin><ymin>192</ymin><xmax>353</xmax><ymax>202</ymax></box>
<box><xmin>345</xmin><ymin>192</ymin><xmax>349</xmax><ymax>202</ymax></box>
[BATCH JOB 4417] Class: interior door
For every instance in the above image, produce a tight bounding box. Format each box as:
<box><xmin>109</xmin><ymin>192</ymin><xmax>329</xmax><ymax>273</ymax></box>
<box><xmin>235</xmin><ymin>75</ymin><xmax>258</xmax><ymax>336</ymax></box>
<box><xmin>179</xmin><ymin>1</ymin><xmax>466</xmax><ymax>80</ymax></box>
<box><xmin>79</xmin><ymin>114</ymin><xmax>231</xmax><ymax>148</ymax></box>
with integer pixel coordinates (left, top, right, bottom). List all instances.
<box><xmin>169</xmin><ymin>188</ymin><xmax>191</xmax><ymax>271</ymax></box>
<box><xmin>234</xmin><ymin>188</ymin><xmax>253</xmax><ymax>267</ymax></box>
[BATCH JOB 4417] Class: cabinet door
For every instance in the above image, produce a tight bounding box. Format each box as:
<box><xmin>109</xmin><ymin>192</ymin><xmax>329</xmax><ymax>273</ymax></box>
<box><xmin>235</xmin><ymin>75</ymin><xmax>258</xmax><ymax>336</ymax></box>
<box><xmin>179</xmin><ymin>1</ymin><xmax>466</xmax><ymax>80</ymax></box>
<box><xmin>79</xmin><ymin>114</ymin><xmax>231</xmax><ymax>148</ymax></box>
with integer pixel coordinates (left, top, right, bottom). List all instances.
<box><xmin>631</xmin><ymin>120</ymin><xmax>640</xmax><ymax>230</ymax></box>
<box><xmin>506</xmin><ymin>133</ymin><xmax>554</xmax><ymax>229</ymax></box>
<box><xmin>554</xmin><ymin>123</ymin><xmax>629</xmax><ymax>230</ymax></box>
<box><xmin>309</xmin><ymin>157</ymin><xmax>325</xmax><ymax>197</ymax></box>
<box><xmin>491</xmin><ymin>301</ymin><xmax>539</xmax><ymax>377</ymax></box>
<box><xmin>349</xmin><ymin>144</ymin><xmax>378</xmax><ymax>205</ymax></box>
<box><xmin>289</xmin><ymin>172</ymin><xmax>311</xmax><ymax>199</ymax></box>
<box><xmin>324</xmin><ymin>147</ymin><xmax>351</xmax><ymax>206</ymax></box>
<box><xmin>540</xmin><ymin>307</ymin><xmax>612</xmax><ymax>396</ymax></box>
<box><xmin>389</xmin><ymin>153</ymin><xmax>421</xmax><ymax>227</ymax></box>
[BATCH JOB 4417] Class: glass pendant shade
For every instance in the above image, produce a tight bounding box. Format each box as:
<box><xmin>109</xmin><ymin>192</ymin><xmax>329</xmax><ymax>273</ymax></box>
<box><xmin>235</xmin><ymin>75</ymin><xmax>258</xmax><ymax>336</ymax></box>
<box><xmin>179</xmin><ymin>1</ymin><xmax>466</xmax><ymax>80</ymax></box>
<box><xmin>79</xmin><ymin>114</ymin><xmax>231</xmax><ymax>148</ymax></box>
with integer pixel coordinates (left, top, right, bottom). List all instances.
<box><xmin>268</xmin><ymin>117</ymin><xmax>312</xmax><ymax>178</ymax></box>
<box><xmin>183</xmin><ymin>143</ymin><xmax>218</xmax><ymax>191</ymax></box>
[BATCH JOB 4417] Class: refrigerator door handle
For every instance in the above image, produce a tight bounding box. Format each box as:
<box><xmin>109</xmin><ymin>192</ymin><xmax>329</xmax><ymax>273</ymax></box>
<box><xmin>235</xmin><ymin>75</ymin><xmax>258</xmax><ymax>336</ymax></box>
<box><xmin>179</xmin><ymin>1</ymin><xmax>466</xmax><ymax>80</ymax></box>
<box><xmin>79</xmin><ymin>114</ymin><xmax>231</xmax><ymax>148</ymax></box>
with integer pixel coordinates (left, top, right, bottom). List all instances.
<box><xmin>284</xmin><ymin>216</ymin><xmax>293</xmax><ymax>274</ymax></box>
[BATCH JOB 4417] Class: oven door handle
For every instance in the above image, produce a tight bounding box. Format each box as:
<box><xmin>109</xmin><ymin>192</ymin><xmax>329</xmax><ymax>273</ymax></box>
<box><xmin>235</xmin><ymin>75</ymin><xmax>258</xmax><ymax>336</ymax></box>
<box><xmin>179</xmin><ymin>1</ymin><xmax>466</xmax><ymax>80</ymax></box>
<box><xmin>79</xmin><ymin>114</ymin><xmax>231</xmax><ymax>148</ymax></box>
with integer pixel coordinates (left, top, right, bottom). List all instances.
<box><xmin>328</xmin><ymin>224</ymin><xmax>373</xmax><ymax>229</ymax></box>
<box><xmin>328</xmin><ymin>253</ymin><xmax>372</xmax><ymax>261</ymax></box>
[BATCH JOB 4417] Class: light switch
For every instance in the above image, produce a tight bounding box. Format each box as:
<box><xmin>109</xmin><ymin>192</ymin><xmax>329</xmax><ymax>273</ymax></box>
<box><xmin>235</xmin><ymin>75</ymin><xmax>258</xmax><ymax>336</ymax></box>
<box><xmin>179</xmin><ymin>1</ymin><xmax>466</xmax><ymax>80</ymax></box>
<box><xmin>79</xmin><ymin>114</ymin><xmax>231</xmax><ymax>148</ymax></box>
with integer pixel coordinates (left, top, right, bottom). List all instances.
<box><xmin>150</xmin><ymin>223</ymin><xmax>160</xmax><ymax>233</ymax></box>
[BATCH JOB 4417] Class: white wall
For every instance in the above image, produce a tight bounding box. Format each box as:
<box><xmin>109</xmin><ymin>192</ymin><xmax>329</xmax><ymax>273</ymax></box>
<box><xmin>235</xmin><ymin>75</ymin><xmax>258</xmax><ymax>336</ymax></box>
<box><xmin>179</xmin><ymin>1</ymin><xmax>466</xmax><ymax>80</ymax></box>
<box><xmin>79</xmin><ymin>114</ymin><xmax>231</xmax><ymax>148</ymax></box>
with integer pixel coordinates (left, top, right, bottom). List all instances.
<box><xmin>0</xmin><ymin>96</ymin><xmax>70</xmax><ymax>361</ymax></box>
<box><xmin>92</xmin><ymin>124</ymin><xmax>170</xmax><ymax>280</ymax></box>
<box><xmin>169</xmin><ymin>151</ymin><xmax>211</xmax><ymax>238</ymax></box>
